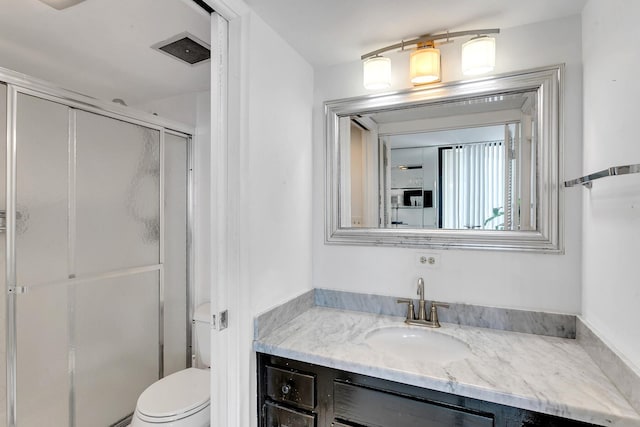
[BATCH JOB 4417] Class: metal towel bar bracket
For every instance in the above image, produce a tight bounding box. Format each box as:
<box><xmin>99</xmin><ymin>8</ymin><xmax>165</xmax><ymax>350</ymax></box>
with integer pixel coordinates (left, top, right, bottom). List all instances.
<box><xmin>564</xmin><ymin>164</ymin><xmax>640</xmax><ymax>188</ymax></box>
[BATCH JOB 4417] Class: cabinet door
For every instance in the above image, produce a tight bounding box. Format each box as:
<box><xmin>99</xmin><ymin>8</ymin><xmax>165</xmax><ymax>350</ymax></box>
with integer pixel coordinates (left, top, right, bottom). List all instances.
<box><xmin>334</xmin><ymin>381</ymin><xmax>493</xmax><ymax>427</ymax></box>
<box><xmin>266</xmin><ymin>365</ymin><xmax>316</xmax><ymax>410</ymax></box>
<box><xmin>264</xmin><ymin>401</ymin><xmax>316</xmax><ymax>427</ymax></box>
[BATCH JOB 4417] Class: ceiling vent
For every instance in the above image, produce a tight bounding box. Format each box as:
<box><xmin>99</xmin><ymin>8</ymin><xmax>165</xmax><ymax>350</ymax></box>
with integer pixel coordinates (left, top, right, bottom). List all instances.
<box><xmin>153</xmin><ymin>32</ymin><xmax>210</xmax><ymax>66</ymax></box>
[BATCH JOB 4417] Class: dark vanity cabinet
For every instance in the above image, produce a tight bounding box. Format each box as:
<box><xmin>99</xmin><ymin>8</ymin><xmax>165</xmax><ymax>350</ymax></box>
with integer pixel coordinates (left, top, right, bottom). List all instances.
<box><xmin>263</xmin><ymin>365</ymin><xmax>317</xmax><ymax>427</ymax></box>
<box><xmin>257</xmin><ymin>353</ymin><xmax>599</xmax><ymax>427</ymax></box>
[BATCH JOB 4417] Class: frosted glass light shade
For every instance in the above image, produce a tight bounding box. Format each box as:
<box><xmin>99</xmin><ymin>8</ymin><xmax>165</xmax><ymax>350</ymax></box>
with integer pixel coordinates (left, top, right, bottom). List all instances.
<box><xmin>461</xmin><ymin>36</ymin><xmax>496</xmax><ymax>76</ymax></box>
<box><xmin>37</xmin><ymin>0</ymin><xmax>86</xmax><ymax>9</ymax></box>
<box><xmin>363</xmin><ymin>56</ymin><xmax>391</xmax><ymax>90</ymax></box>
<box><xmin>410</xmin><ymin>48</ymin><xmax>441</xmax><ymax>85</ymax></box>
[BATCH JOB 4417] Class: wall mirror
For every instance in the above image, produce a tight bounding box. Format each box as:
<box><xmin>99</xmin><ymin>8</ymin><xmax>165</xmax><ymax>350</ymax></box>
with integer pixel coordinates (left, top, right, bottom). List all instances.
<box><xmin>325</xmin><ymin>65</ymin><xmax>562</xmax><ymax>251</ymax></box>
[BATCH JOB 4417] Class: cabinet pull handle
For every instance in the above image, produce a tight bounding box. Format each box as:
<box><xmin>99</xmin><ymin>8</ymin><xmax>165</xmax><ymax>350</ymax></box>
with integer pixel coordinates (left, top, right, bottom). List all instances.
<box><xmin>281</xmin><ymin>384</ymin><xmax>291</xmax><ymax>395</ymax></box>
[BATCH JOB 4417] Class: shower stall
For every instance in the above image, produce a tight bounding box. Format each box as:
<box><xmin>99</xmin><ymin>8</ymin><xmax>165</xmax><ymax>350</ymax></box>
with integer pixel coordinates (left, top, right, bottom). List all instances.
<box><xmin>0</xmin><ymin>69</ymin><xmax>194</xmax><ymax>427</ymax></box>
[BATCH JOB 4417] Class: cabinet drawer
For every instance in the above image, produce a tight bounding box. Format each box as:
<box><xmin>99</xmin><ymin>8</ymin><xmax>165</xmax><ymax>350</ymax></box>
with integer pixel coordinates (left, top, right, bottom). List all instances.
<box><xmin>334</xmin><ymin>381</ymin><xmax>494</xmax><ymax>427</ymax></box>
<box><xmin>264</xmin><ymin>401</ymin><xmax>316</xmax><ymax>427</ymax></box>
<box><xmin>267</xmin><ymin>365</ymin><xmax>316</xmax><ymax>410</ymax></box>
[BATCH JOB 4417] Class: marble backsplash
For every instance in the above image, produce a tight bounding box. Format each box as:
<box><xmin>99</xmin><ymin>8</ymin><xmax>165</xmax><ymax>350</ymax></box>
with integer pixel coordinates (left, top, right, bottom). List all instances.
<box><xmin>254</xmin><ymin>289</ymin><xmax>314</xmax><ymax>340</ymax></box>
<box><xmin>577</xmin><ymin>318</ymin><xmax>640</xmax><ymax>414</ymax></box>
<box><xmin>314</xmin><ymin>288</ymin><xmax>576</xmax><ymax>339</ymax></box>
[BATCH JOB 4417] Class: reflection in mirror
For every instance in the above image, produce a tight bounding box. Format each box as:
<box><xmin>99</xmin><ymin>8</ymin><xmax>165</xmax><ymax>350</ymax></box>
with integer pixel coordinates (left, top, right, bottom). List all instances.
<box><xmin>326</xmin><ymin>66</ymin><xmax>562</xmax><ymax>251</ymax></box>
<box><xmin>345</xmin><ymin>91</ymin><xmax>537</xmax><ymax>231</ymax></box>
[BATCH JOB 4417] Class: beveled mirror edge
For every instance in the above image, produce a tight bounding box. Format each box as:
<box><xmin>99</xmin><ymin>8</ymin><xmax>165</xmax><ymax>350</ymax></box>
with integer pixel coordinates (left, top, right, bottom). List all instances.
<box><xmin>324</xmin><ymin>65</ymin><xmax>564</xmax><ymax>253</ymax></box>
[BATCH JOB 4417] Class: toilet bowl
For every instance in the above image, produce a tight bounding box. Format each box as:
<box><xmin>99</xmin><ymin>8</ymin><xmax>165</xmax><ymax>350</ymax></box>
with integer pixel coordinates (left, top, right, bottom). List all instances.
<box><xmin>131</xmin><ymin>303</ymin><xmax>210</xmax><ymax>427</ymax></box>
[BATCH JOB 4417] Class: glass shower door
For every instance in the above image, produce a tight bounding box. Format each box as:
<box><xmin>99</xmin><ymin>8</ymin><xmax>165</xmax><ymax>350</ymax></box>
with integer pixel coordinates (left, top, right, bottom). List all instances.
<box><xmin>163</xmin><ymin>133</ymin><xmax>189</xmax><ymax>376</ymax></box>
<box><xmin>14</xmin><ymin>93</ymin><xmax>71</xmax><ymax>426</ymax></box>
<box><xmin>73</xmin><ymin>110</ymin><xmax>161</xmax><ymax>427</ymax></box>
<box><xmin>3</xmin><ymin>90</ymin><xmax>190</xmax><ymax>427</ymax></box>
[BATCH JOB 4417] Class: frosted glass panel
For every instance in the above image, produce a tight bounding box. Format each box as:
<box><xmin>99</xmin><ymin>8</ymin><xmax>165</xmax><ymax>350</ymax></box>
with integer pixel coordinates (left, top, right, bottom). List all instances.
<box><xmin>4</xmin><ymin>94</ymin><xmax>189</xmax><ymax>427</ymax></box>
<box><xmin>16</xmin><ymin>285</ymin><xmax>70</xmax><ymax>427</ymax></box>
<box><xmin>75</xmin><ymin>271</ymin><xmax>159</xmax><ymax>426</ymax></box>
<box><xmin>76</xmin><ymin>111</ymin><xmax>160</xmax><ymax>276</ymax></box>
<box><xmin>12</xmin><ymin>93</ymin><xmax>70</xmax><ymax>427</ymax></box>
<box><xmin>0</xmin><ymin>83</ymin><xmax>7</xmax><ymax>427</ymax></box>
<box><xmin>15</xmin><ymin>94</ymin><xmax>69</xmax><ymax>286</ymax></box>
<box><xmin>164</xmin><ymin>134</ymin><xmax>188</xmax><ymax>375</ymax></box>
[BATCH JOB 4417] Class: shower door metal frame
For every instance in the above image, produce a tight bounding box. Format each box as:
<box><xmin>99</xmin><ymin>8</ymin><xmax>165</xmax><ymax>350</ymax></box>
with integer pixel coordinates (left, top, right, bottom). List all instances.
<box><xmin>4</xmin><ymin>81</ymin><xmax>18</xmax><ymax>427</ymax></box>
<box><xmin>165</xmin><ymin>128</ymin><xmax>195</xmax><ymax>372</ymax></box>
<box><xmin>1</xmin><ymin>66</ymin><xmax>196</xmax><ymax>427</ymax></box>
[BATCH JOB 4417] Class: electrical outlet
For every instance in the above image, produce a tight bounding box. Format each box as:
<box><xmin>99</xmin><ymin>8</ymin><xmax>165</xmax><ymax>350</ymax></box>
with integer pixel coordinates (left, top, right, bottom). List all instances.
<box><xmin>416</xmin><ymin>253</ymin><xmax>440</xmax><ymax>269</ymax></box>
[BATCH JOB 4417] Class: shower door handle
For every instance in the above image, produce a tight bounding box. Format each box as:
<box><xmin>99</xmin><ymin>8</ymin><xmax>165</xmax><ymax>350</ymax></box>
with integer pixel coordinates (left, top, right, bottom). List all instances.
<box><xmin>0</xmin><ymin>210</ymin><xmax>22</xmax><ymax>233</ymax></box>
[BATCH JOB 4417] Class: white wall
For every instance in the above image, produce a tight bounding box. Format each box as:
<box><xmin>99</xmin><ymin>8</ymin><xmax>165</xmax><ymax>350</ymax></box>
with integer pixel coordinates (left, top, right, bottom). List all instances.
<box><xmin>581</xmin><ymin>0</ymin><xmax>640</xmax><ymax>370</ymax></box>
<box><xmin>222</xmin><ymin>8</ymin><xmax>314</xmax><ymax>427</ymax></box>
<box><xmin>194</xmin><ymin>90</ymin><xmax>212</xmax><ymax>306</ymax></box>
<box><xmin>242</xmin><ymin>14</ymin><xmax>314</xmax><ymax>316</ymax></box>
<box><xmin>313</xmin><ymin>15</ymin><xmax>584</xmax><ymax>313</ymax></box>
<box><xmin>133</xmin><ymin>91</ymin><xmax>202</xmax><ymax>128</ymax></box>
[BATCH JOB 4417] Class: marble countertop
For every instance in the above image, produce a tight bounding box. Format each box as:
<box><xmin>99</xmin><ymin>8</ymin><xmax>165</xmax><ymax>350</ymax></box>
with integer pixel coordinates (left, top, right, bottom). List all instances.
<box><xmin>254</xmin><ymin>306</ymin><xmax>640</xmax><ymax>427</ymax></box>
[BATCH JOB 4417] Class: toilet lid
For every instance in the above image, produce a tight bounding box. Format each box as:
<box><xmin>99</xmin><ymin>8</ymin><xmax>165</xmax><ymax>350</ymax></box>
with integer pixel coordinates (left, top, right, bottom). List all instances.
<box><xmin>137</xmin><ymin>368</ymin><xmax>210</xmax><ymax>418</ymax></box>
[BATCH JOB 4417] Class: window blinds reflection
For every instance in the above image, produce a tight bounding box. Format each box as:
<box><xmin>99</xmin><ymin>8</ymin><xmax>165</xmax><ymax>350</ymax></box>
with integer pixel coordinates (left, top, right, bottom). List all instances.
<box><xmin>442</xmin><ymin>140</ymin><xmax>505</xmax><ymax>230</ymax></box>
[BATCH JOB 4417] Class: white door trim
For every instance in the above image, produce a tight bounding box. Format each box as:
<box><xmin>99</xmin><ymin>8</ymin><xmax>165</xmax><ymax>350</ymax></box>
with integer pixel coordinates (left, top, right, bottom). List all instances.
<box><xmin>203</xmin><ymin>0</ymin><xmax>246</xmax><ymax>425</ymax></box>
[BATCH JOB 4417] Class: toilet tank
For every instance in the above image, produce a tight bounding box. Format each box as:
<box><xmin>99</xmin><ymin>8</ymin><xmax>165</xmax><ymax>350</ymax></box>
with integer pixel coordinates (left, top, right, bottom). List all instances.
<box><xmin>193</xmin><ymin>302</ymin><xmax>211</xmax><ymax>368</ymax></box>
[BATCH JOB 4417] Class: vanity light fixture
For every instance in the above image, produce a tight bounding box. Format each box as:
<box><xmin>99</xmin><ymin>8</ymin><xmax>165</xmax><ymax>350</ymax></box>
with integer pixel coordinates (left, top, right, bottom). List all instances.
<box><xmin>462</xmin><ymin>36</ymin><xmax>496</xmax><ymax>75</ymax></box>
<box><xmin>37</xmin><ymin>0</ymin><xmax>86</xmax><ymax>9</ymax></box>
<box><xmin>361</xmin><ymin>28</ymin><xmax>499</xmax><ymax>90</ymax></box>
<box><xmin>410</xmin><ymin>41</ymin><xmax>441</xmax><ymax>84</ymax></box>
<box><xmin>363</xmin><ymin>55</ymin><xmax>392</xmax><ymax>90</ymax></box>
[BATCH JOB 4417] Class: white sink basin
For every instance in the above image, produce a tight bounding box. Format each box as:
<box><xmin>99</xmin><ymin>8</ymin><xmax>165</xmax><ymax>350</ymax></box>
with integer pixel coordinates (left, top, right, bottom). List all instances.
<box><xmin>364</xmin><ymin>326</ymin><xmax>471</xmax><ymax>364</ymax></box>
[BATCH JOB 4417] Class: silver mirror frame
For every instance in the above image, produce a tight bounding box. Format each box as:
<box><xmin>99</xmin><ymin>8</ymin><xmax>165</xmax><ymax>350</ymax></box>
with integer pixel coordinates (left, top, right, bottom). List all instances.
<box><xmin>325</xmin><ymin>65</ymin><xmax>563</xmax><ymax>252</ymax></box>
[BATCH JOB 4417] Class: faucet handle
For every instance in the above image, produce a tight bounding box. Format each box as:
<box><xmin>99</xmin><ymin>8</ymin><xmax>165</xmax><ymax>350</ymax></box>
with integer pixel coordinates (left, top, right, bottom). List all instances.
<box><xmin>396</xmin><ymin>298</ymin><xmax>415</xmax><ymax>321</ymax></box>
<box><xmin>429</xmin><ymin>302</ymin><xmax>449</xmax><ymax>328</ymax></box>
<box><xmin>432</xmin><ymin>302</ymin><xmax>449</xmax><ymax>309</ymax></box>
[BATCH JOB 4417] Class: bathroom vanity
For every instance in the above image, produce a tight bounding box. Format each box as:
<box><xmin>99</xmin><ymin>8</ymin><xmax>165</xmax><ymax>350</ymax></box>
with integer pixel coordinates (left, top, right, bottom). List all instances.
<box><xmin>254</xmin><ymin>303</ymin><xmax>640</xmax><ymax>427</ymax></box>
<box><xmin>258</xmin><ymin>353</ymin><xmax>596</xmax><ymax>426</ymax></box>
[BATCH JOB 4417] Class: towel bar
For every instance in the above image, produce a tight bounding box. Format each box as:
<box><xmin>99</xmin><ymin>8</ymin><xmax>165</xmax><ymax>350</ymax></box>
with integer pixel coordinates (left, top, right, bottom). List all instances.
<box><xmin>564</xmin><ymin>164</ymin><xmax>640</xmax><ymax>188</ymax></box>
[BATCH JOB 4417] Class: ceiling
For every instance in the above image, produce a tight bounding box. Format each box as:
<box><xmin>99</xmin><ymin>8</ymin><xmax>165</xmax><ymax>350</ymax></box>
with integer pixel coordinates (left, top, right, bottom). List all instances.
<box><xmin>243</xmin><ymin>0</ymin><xmax>588</xmax><ymax>67</ymax></box>
<box><xmin>388</xmin><ymin>125</ymin><xmax>506</xmax><ymax>149</ymax></box>
<box><xmin>372</xmin><ymin>93</ymin><xmax>529</xmax><ymax>149</ymax></box>
<box><xmin>0</xmin><ymin>0</ymin><xmax>588</xmax><ymax>107</ymax></box>
<box><xmin>0</xmin><ymin>0</ymin><xmax>210</xmax><ymax>106</ymax></box>
<box><xmin>367</xmin><ymin>92</ymin><xmax>530</xmax><ymax>125</ymax></box>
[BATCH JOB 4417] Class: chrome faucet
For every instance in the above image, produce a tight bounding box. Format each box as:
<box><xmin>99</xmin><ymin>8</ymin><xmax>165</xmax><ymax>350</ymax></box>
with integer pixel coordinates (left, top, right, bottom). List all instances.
<box><xmin>416</xmin><ymin>277</ymin><xmax>427</xmax><ymax>321</ymax></box>
<box><xmin>397</xmin><ymin>277</ymin><xmax>449</xmax><ymax>328</ymax></box>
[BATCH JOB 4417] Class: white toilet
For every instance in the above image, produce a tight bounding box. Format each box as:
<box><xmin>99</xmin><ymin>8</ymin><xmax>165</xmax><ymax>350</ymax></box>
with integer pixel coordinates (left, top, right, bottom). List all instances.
<box><xmin>131</xmin><ymin>303</ymin><xmax>211</xmax><ymax>427</ymax></box>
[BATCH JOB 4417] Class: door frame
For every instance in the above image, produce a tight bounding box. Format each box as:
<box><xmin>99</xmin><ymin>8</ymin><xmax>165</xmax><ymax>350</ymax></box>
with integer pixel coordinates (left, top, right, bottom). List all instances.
<box><xmin>201</xmin><ymin>0</ymin><xmax>252</xmax><ymax>425</ymax></box>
